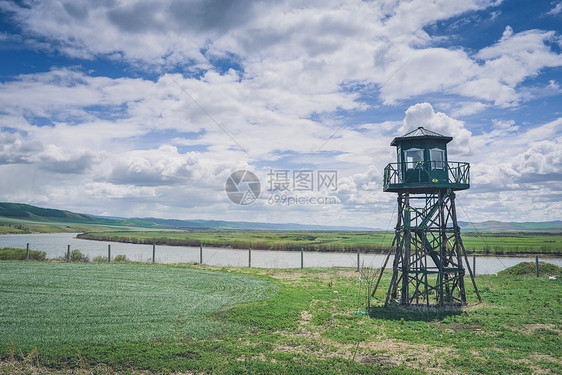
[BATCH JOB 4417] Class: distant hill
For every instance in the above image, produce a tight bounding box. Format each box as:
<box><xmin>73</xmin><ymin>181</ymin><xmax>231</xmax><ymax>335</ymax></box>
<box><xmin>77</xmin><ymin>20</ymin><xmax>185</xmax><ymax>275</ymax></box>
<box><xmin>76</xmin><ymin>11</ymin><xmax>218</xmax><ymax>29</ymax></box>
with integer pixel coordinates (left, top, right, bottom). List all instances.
<box><xmin>0</xmin><ymin>202</ymin><xmax>373</xmax><ymax>231</ymax></box>
<box><xmin>458</xmin><ymin>220</ymin><xmax>562</xmax><ymax>231</ymax></box>
<box><xmin>0</xmin><ymin>202</ymin><xmax>96</xmax><ymax>223</ymax></box>
<box><xmin>0</xmin><ymin>202</ymin><xmax>150</xmax><ymax>227</ymax></box>
<box><xmin>1</xmin><ymin>202</ymin><xmax>560</xmax><ymax>232</ymax></box>
<box><xmin>137</xmin><ymin>217</ymin><xmax>375</xmax><ymax>231</ymax></box>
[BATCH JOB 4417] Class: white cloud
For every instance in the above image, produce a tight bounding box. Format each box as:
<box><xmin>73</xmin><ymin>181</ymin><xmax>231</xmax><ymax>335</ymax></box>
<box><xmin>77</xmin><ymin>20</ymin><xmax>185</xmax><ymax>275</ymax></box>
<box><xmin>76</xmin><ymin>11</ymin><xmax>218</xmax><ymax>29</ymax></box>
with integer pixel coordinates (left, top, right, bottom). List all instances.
<box><xmin>2</xmin><ymin>0</ymin><xmax>559</xmax><ymax>116</ymax></box>
<box><xmin>0</xmin><ymin>132</ymin><xmax>43</xmax><ymax>164</ymax></box>
<box><xmin>512</xmin><ymin>139</ymin><xmax>562</xmax><ymax>176</ymax></box>
<box><xmin>104</xmin><ymin>145</ymin><xmax>234</xmax><ymax>188</ymax></box>
<box><xmin>546</xmin><ymin>1</ymin><xmax>562</xmax><ymax>15</ymax></box>
<box><xmin>449</xmin><ymin>101</ymin><xmax>489</xmax><ymax>117</ymax></box>
<box><xmin>0</xmin><ymin>0</ymin><xmax>561</xmax><ymax>224</ymax></box>
<box><xmin>490</xmin><ymin>119</ymin><xmax>518</xmax><ymax>135</ymax></box>
<box><xmin>501</xmin><ymin>25</ymin><xmax>514</xmax><ymax>39</ymax></box>
<box><xmin>401</xmin><ymin>103</ymin><xmax>473</xmax><ymax>155</ymax></box>
<box><xmin>469</xmin><ymin>117</ymin><xmax>562</xmax><ymax>192</ymax></box>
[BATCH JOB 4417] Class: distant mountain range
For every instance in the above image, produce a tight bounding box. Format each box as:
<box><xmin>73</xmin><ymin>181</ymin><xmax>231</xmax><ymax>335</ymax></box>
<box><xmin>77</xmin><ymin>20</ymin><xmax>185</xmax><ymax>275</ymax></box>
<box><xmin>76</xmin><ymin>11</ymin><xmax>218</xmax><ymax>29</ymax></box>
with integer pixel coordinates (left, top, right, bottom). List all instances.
<box><xmin>1</xmin><ymin>202</ymin><xmax>561</xmax><ymax>232</ymax></box>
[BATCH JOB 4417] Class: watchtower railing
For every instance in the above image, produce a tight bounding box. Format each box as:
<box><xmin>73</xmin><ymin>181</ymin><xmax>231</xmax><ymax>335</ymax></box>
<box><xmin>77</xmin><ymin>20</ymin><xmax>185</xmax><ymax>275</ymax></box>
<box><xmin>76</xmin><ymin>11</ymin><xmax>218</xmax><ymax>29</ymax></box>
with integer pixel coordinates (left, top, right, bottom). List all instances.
<box><xmin>383</xmin><ymin>161</ymin><xmax>470</xmax><ymax>190</ymax></box>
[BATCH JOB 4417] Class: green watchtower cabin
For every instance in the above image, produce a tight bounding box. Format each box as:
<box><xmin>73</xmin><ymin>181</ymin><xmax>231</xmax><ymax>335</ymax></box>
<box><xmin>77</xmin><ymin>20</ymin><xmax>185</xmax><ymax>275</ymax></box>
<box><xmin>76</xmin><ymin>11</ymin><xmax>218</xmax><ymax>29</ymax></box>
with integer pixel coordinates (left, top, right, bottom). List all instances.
<box><xmin>374</xmin><ymin>127</ymin><xmax>480</xmax><ymax>307</ymax></box>
<box><xmin>383</xmin><ymin>126</ymin><xmax>469</xmax><ymax>192</ymax></box>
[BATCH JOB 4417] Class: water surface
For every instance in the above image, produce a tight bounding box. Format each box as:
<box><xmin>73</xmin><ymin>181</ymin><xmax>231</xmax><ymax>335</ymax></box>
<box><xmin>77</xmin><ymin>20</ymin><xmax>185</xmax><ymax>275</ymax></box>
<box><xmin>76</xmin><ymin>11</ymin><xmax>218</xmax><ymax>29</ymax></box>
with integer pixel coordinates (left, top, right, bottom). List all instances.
<box><xmin>1</xmin><ymin>233</ymin><xmax>560</xmax><ymax>275</ymax></box>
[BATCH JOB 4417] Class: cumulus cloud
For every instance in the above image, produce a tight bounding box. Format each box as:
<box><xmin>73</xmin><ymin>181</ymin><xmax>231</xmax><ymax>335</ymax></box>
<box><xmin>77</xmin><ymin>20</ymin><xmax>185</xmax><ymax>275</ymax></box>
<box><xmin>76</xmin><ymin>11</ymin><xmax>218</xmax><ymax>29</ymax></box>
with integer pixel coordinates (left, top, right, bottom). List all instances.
<box><xmin>2</xmin><ymin>0</ymin><xmax>559</xmax><ymax>115</ymax></box>
<box><xmin>39</xmin><ymin>145</ymin><xmax>97</xmax><ymax>174</ymax></box>
<box><xmin>468</xmin><ymin>118</ymin><xmax>562</xmax><ymax>197</ymax></box>
<box><xmin>336</xmin><ymin>166</ymin><xmax>388</xmax><ymax>206</ymax></box>
<box><xmin>512</xmin><ymin>140</ymin><xmax>562</xmax><ymax>177</ymax></box>
<box><xmin>0</xmin><ymin>0</ymin><xmax>561</xmax><ymax>224</ymax></box>
<box><xmin>0</xmin><ymin>132</ymin><xmax>43</xmax><ymax>164</ymax></box>
<box><xmin>0</xmin><ymin>130</ymin><xmax>98</xmax><ymax>174</ymax></box>
<box><xmin>106</xmin><ymin>146</ymin><xmax>201</xmax><ymax>186</ymax></box>
<box><xmin>400</xmin><ymin>103</ymin><xmax>472</xmax><ymax>155</ymax></box>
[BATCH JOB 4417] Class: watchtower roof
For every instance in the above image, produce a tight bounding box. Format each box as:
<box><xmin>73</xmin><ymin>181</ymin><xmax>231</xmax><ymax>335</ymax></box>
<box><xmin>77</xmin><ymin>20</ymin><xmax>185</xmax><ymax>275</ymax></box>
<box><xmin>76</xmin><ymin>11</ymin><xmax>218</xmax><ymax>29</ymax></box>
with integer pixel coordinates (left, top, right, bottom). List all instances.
<box><xmin>390</xmin><ymin>127</ymin><xmax>453</xmax><ymax>146</ymax></box>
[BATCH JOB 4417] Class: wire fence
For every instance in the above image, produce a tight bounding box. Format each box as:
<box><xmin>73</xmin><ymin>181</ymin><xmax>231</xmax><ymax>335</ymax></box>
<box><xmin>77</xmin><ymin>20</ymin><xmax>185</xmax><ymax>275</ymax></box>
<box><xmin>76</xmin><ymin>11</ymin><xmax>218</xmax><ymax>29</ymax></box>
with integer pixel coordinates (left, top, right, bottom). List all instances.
<box><xmin>6</xmin><ymin>239</ymin><xmax>561</xmax><ymax>275</ymax></box>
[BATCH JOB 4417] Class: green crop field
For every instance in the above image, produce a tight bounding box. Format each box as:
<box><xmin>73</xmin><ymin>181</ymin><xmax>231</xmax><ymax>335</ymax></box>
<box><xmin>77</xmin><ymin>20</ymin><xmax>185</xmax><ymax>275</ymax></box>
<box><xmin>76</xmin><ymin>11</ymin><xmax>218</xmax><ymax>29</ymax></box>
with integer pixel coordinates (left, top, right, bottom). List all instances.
<box><xmin>78</xmin><ymin>229</ymin><xmax>562</xmax><ymax>255</ymax></box>
<box><xmin>0</xmin><ymin>262</ymin><xmax>275</xmax><ymax>350</ymax></box>
<box><xmin>1</xmin><ymin>261</ymin><xmax>561</xmax><ymax>374</ymax></box>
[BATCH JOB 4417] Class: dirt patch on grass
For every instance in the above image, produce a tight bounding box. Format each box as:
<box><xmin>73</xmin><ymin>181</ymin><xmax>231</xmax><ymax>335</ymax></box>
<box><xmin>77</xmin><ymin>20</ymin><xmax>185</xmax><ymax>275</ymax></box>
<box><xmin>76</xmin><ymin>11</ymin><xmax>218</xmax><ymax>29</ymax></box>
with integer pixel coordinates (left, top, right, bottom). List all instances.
<box><xmin>251</xmin><ymin>268</ymin><xmax>360</xmax><ymax>280</ymax></box>
<box><xmin>462</xmin><ymin>302</ymin><xmax>493</xmax><ymax>311</ymax></box>
<box><xmin>509</xmin><ymin>354</ymin><xmax>562</xmax><ymax>374</ymax></box>
<box><xmin>0</xmin><ymin>361</ymin><xmax>126</xmax><ymax>375</ymax></box>
<box><xmin>359</xmin><ymin>340</ymin><xmax>454</xmax><ymax>374</ymax></box>
<box><xmin>0</xmin><ymin>360</ymin><xmax>200</xmax><ymax>375</ymax></box>
<box><xmin>358</xmin><ymin>353</ymin><xmax>398</xmax><ymax>368</ymax></box>
<box><xmin>432</xmin><ymin>321</ymin><xmax>485</xmax><ymax>333</ymax></box>
<box><xmin>517</xmin><ymin>323</ymin><xmax>562</xmax><ymax>335</ymax></box>
<box><xmin>266</xmin><ymin>297</ymin><xmax>459</xmax><ymax>373</ymax></box>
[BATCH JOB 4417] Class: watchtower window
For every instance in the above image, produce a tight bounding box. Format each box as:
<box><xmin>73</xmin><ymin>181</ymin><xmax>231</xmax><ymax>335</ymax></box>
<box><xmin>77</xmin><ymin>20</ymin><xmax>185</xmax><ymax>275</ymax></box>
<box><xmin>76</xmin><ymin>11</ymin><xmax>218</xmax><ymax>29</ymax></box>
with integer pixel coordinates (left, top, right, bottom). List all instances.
<box><xmin>430</xmin><ymin>148</ymin><xmax>445</xmax><ymax>170</ymax></box>
<box><xmin>405</xmin><ymin>148</ymin><xmax>423</xmax><ymax>169</ymax></box>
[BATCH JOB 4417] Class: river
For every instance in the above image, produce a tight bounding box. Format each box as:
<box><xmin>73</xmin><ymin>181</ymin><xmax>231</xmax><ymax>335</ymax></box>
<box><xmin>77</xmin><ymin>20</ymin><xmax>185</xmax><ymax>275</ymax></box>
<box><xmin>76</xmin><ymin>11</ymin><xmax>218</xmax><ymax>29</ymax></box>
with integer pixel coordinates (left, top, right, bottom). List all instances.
<box><xmin>1</xmin><ymin>233</ymin><xmax>560</xmax><ymax>275</ymax></box>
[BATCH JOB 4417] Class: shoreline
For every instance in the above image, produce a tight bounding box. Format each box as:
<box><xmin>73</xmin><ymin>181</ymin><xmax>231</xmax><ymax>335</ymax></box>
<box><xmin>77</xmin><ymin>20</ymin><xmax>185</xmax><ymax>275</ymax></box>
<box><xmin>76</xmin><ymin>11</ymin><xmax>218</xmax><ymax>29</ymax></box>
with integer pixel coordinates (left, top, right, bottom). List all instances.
<box><xmin>75</xmin><ymin>233</ymin><xmax>562</xmax><ymax>258</ymax></box>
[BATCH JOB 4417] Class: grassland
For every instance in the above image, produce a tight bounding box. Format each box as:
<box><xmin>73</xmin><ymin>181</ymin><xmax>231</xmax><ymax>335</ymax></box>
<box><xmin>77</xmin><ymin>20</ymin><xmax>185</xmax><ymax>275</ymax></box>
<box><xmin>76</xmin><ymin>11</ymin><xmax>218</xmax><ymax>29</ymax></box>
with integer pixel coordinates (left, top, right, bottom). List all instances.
<box><xmin>1</xmin><ymin>261</ymin><xmax>561</xmax><ymax>374</ymax></box>
<box><xmin>0</xmin><ymin>262</ymin><xmax>275</xmax><ymax>350</ymax></box>
<box><xmin>78</xmin><ymin>229</ymin><xmax>562</xmax><ymax>255</ymax></box>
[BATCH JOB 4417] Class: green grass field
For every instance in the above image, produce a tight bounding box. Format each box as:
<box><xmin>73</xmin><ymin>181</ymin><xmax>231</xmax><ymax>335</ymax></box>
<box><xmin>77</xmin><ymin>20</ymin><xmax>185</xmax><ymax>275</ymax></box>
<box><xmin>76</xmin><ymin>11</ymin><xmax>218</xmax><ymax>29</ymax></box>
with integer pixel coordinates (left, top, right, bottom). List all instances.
<box><xmin>78</xmin><ymin>229</ymin><xmax>562</xmax><ymax>255</ymax></box>
<box><xmin>1</xmin><ymin>261</ymin><xmax>561</xmax><ymax>374</ymax></box>
<box><xmin>0</xmin><ymin>262</ymin><xmax>276</xmax><ymax>350</ymax></box>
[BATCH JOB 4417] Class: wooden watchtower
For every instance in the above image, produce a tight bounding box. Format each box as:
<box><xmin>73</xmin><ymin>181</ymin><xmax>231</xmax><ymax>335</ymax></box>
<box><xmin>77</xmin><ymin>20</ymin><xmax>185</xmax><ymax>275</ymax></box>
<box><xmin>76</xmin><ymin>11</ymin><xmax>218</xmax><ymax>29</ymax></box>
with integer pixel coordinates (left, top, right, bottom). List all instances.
<box><xmin>378</xmin><ymin>127</ymin><xmax>480</xmax><ymax>307</ymax></box>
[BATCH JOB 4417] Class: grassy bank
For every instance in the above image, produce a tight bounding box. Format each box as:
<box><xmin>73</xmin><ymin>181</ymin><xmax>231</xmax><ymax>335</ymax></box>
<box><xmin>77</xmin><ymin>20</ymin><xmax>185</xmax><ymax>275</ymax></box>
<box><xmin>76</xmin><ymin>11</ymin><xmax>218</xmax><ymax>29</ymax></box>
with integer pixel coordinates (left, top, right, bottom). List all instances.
<box><xmin>78</xmin><ymin>229</ymin><xmax>562</xmax><ymax>255</ymax></box>
<box><xmin>1</xmin><ymin>261</ymin><xmax>561</xmax><ymax>374</ymax></box>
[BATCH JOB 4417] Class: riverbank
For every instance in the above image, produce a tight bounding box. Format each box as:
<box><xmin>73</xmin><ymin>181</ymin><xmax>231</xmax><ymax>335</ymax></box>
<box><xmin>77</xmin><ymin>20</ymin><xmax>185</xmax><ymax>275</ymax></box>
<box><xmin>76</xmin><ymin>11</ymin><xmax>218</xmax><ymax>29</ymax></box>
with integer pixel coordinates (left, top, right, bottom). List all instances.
<box><xmin>77</xmin><ymin>230</ymin><xmax>562</xmax><ymax>256</ymax></box>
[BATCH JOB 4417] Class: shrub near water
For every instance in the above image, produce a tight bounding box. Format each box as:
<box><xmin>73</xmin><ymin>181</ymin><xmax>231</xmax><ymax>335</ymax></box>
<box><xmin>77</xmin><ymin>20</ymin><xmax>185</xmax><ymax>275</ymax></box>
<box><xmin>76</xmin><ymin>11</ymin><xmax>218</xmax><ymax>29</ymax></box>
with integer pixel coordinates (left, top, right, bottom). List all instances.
<box><xmin>70</xmin><ymin>249</ymin><xmax>89</xmax><ymax>262</ymax></box>
<box><xmin>113</xmin><ymin>254</ymin><xmax>129</xmax><ymax>262</ymax></box>
<box><xmin>0</xmin><ymin>247</ymin><xmax>46</xmax><ymax>261</ymax></box>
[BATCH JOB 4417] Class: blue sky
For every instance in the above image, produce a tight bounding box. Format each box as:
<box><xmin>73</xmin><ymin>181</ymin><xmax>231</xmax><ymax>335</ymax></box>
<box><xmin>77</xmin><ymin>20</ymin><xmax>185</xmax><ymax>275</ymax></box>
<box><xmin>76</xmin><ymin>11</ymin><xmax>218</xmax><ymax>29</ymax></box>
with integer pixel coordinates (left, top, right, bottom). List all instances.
<box><xmin>0</xmin><ymin>0</ymin><xmax>561</xmax><ymax>227</ymax></box>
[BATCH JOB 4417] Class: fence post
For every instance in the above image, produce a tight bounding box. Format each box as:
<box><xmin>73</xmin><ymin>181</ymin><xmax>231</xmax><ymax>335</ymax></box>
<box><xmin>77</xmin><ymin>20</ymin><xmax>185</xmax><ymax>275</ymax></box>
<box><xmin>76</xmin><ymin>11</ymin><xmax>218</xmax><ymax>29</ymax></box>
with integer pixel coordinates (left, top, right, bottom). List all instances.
<box><xmin>356</xmin><ymin>247</ymin><xmax>360</xmax><ymax>272</ymax></box>
<box><xmin>66</xmin><ymin>245</ymin><xmax>70</xmax><ymax>262</ymax></box>
<box><xmin>199</xmin><ymin>244</ymin><xmax>203</xmax><ymax>264</ymax></box>
<box><xmin>152</xmin><ymin>244</ymin><xmax>156</xmax><ymax>263</ymax></box>
<box><xmin>536</xmin><ymin>256</ymin><xmax>539</xmax><ymax>277</ymax></box>
<box><xmin>300</xmin><ymin>248</ymin><xmax>304</xmax><ymax>269</ymax></box>
<box><xmin>108</xmin><ymin>244</ymin><xmax>111</xmax><ymax>263</ymax></box>
<box><xmin>26</xmin><ymin>243</ymin><xmax>30</xmax><ymax>260</ymax></box>
<box><xmin>473</xmin><ymin>254</ymin><xmax>476</xmax><ymax>275</ymax></box>
<box><xmin>248</xmin><ymin>248</ymin><xmax>252</xmax><ymax>268</ymax></box>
